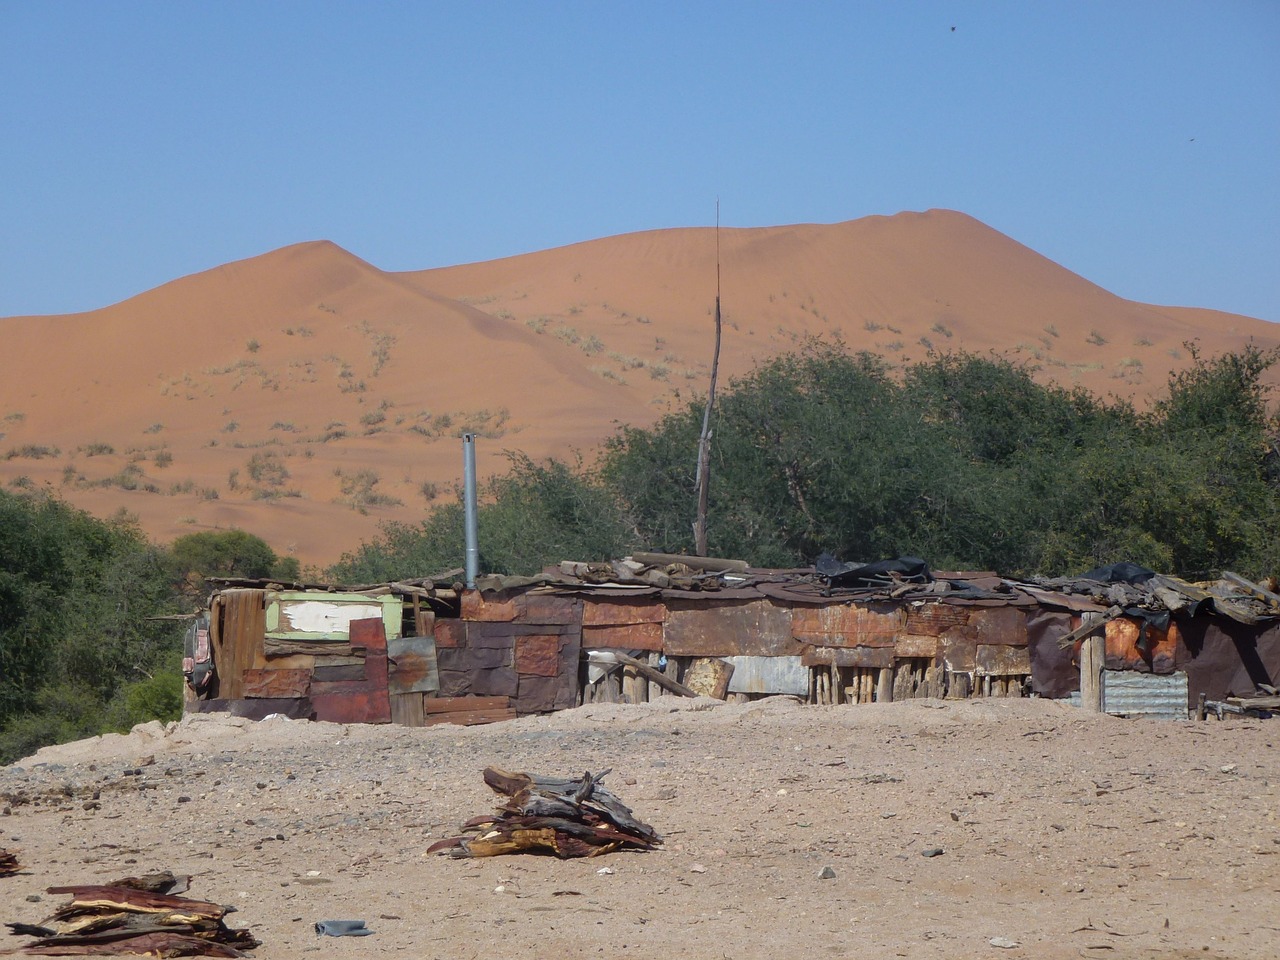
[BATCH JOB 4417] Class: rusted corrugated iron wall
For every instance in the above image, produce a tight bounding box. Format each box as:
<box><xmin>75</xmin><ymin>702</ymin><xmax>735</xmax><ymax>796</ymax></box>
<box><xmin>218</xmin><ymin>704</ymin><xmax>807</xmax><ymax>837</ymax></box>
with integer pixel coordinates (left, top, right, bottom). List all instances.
<box><xmin>432</xmin><ymin>591</ymin><xmax>582</xmax><ymax>714</ymax></box>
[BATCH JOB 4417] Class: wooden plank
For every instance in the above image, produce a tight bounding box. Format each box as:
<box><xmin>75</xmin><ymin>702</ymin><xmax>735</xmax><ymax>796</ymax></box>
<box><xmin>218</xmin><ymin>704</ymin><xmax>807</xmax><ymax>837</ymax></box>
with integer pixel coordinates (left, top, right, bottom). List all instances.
<box><xmin>241</xmin><ymin>668</ymin><xmax>310</xmax><ymax>699</ymax></box>
<box><xmin>261</xmin><ymin>654</ymin><xmax>316</xmax><ymax>671</ymax></box>
<box><xmin>582</xmin><ymin>599</ymin><xmax>667</xmax><ymax>626</ymax></box>
<box><xmin>683</xmin><ymin>658</ymin><xmax>734</xmax><ymax>699</ymax></box>
<box><xmin>388</xmin><ymin>634</ymin><xmax>440</xmax><ymax>694</ymax></box>
<box><xmin>876</xmin><ymin>667</ymin><xmax>894</xmax><ymax>703</ymax></box>
<box><xmin>791</xmin><ymin>602</ymin><xmax>903</xmax><ymax>647</ymax></box>
<box><xmin>460</xmin><ymin>590</ymin><xmax>518</xmax><ymax>622</ymax></box>
<box><xmin>425</xmin><ymin>695</ymin><xmax>511</xmax><ymax>714</ymax></box>
<box><xmin>390</xmin><ymin>692</ymin><xmax>426</xmax><ymax>727</ymax></box>
<box><xmin>602</xmin><ymin>651</ymin><xmax>698</xmax><ymax>697</ymax></box>
<box><xmin>265</xmin><ymin>638</ymin><xmax>355</xmax><ymax>657</ymax></box>
<box><xmin>424</xmin><ymin>708</ymin><xmax>516</xmax><ymax>726</ymax></box>
<box><xmin>664</xmin><ymin>600</ymin><xmax>798</xmax><ymax>657</ymax></box>
<box><xmin>582</xmin><ymin>622</ymin><xmax>664</xmax><ymax>652</ymax></box>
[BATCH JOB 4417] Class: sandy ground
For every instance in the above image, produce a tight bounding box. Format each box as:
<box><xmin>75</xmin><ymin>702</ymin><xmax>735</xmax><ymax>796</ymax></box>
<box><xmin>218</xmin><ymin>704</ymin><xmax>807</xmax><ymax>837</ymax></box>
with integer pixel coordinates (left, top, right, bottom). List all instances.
<box><xmin>1</xmin><ymin>696</ymin><xmax>1277</xmax><ymax>959</ymax></box>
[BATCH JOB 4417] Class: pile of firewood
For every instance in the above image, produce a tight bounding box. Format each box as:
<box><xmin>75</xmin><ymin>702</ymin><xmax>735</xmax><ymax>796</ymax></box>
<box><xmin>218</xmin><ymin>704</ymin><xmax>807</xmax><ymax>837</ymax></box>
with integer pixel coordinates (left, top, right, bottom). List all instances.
<box><xmin>0</xmin><ymin>850</ymin><xmax>18</xmax><ymax>878</ymax></box>
<box><xmin>428</xmin><ymin>767</ymin><xmax>662</xmax><ymax>859</ymax></box>
<box><xmin>4</xmin><ymin>871</ymin><xmax>259</xmax><ymax>957</ymax></box>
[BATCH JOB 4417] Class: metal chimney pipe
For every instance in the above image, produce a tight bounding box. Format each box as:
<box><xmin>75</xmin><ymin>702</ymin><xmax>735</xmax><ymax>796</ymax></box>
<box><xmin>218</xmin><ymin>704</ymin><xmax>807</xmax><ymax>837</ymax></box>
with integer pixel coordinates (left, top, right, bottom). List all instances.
<box><xmin>462</xmin><ymin>433</ymin><xmax>479</xmax><ymax>589</ymax></box>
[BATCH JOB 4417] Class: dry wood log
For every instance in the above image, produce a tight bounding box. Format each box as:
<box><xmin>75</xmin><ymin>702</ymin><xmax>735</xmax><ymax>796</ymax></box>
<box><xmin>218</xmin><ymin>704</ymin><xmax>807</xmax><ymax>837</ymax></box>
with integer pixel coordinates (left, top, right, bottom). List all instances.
<box><xmin>0</xmin><ymin>849</ymin><xmax>18</xmax><ymax>878</ymax></box>
<box><xmin>429</xmin><ymin>767</ymin><xmax>661</xmax><ymax>860</ymax></box>
<box><xmin>592</xmin><ymin>651</ymin><xmax>698</xmax><ymax>698</ymax></box>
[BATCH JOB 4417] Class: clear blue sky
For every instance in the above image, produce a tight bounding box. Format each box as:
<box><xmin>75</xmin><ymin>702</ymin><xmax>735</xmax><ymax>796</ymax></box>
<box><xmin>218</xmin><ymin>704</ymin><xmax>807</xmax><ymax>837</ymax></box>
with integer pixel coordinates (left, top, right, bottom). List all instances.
<box><xmin>1</xmin><ymin>2</ymin><xmax>1276</xmax><ymax>321</ymax></box>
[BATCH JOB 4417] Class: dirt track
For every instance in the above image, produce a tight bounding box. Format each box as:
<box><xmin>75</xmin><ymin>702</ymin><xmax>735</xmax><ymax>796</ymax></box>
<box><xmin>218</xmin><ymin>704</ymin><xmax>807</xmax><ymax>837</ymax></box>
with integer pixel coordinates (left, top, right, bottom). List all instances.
<box><xmin>1</xmin><ymin>697</ymin><xmax>1277</xmax><ymax>959</ymax></box>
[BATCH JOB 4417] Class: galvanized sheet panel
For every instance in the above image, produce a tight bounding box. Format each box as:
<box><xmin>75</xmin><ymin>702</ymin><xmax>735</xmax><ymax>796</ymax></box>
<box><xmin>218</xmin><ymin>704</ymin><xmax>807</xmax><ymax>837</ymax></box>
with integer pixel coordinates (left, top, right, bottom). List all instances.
<box><xmin>791</xmin><ymin>603</ymin><xmax>902</xmax><ymax>647</ymax></box>
<box><xmin>388</xmin><ymin>634</ymin><xmax>440</xmax><ymax>694</ymax></box>
<box><xmin>665</xmin><ymin>600</ymin><xmax>798</xmax><ymax>657</ymax></box>
<box><xmin>1070</xmin><ymin>670</ymin><xmax>1190</xmax><ymax>719</ymax></box>
<box><xmin>726</xmin><ymin>656</ymin><xmax>810</xmax><ymax>695</ymax></box>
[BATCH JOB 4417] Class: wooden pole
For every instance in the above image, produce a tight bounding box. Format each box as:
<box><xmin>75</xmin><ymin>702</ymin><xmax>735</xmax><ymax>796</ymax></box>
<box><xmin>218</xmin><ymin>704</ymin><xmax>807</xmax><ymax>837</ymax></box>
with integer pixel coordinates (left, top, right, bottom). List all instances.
<box><xmin>876</xmin><ymin>666</ymin><xmax>893</xmax><ymax>703</ymax></box>
<box><xmin>1079</xmin><ymin>611</ymin><xmax>1105</xmax><ymax>712</ymax></box>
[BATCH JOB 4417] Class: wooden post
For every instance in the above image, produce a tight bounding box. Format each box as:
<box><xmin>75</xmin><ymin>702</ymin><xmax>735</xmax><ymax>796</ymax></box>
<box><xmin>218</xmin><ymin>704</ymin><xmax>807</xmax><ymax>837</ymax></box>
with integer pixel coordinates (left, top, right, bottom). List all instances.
<box><xmin>1196</xmin><ymin>692</ymin><xmax>1207</xmax><ymax>722</ymax></box>
<box><xmin>1079</xmin><ymin>628</ymin><xmax>1104</xmax><ymax>713</ymax></box>
<box><xmin>876</xmin><ymin>666</ymin><xmax>893</xmax><ymax>703</ymax></box>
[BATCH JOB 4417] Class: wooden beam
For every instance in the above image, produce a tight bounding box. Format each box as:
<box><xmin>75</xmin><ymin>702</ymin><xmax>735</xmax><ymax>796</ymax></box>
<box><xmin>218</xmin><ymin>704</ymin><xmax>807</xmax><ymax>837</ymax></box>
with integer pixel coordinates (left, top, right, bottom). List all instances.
<box><xmin>593</xmin><ymin>651</ymin><xmax>699</xmax><ymax>698</ymax></box>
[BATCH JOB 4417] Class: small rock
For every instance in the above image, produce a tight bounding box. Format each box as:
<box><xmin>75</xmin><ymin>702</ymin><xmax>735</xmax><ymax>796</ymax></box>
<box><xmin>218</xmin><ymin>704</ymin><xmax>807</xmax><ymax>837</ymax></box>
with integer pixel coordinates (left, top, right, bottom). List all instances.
<box><xmin>689</xmin><ymin>863</ymin><xmax>707</xmax><ymax>874</ymax></box>
<box><xmin>817</xmin><ymin>866</ymin><xmax>836</xmax><ymax>880</ymax></box>
<box><xmin>1220</xmin><ymin>764</ymin><xmax>1237</xmax><ymax>774</ymax></box>
<box><xmin>596</xmin><ymin>866</ymin><xmax>614</xmax><ymax>875</ymax></box>
<box><xmin>24</xmin><ymin>895</ymin><xmax>41</xmax><ymax>903</ymax></box>
<box><xmin>880</xmin><ymin>812</ymin><xmax>897</xmax><ymax>819</ymax></box>
<box><xmin>177</xmin><ymin>796</ymin><xmax>192</xmax><ymax>804</ymax></box>
<box><xmin>921</xmin><ymin>847</ymin><xmax>945</xmax><ymax>858</ymax></box>
<box><xmin>989</xmin><ymin>937</ymin><xmax>1019</xmax><ymax>949</ymax></box>
<box><xmin>950</xmin><ymin>811</ymin><xmax>960</xmax><ymax>822</ymax></box>
<box><xmin>81</xmin><ymin>800</ymin><xmax>100</xmax><ymax>811</ymax></box>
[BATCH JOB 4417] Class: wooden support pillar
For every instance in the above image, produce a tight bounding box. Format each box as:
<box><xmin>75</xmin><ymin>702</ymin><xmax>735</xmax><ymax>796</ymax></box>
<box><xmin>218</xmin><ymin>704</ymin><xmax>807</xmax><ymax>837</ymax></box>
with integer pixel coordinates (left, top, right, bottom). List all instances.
<box><xmin>876</xmin><ymin>666</ymin><xmax>893</xmax><ymax>703</ymax></box>
<box><xmin>1080</xmin><ymin>611</ymin><xmax>1111</xmax><ymax>711</ymax></box>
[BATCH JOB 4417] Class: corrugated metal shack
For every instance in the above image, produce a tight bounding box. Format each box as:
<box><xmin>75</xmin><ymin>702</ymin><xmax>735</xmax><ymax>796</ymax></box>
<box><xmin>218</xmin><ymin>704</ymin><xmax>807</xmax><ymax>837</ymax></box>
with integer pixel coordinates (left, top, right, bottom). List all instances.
<box><xmin>184</xmin><ymin>557</ymin><xmax>1280</xmax><ymax>725</ymax></box>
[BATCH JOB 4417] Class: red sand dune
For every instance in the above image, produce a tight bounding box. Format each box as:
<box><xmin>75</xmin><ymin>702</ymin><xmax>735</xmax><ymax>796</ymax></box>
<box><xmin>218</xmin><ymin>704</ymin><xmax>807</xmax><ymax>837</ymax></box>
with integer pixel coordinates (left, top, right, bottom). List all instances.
<box><xmin>1</xmin><ymin>209</ymin><xmax>1275</xmax><ymax>568</ymax></box>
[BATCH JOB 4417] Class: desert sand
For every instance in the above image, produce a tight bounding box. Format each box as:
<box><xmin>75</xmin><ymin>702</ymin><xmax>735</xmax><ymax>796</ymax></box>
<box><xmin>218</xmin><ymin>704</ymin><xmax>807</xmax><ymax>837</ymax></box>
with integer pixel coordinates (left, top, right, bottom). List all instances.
<box><xmin>1</xmin><ymin>696</ymin><xmax>1277</xmax><ymax>959</ymax></box>
<box><xmin>1</xmin><ymin>210</ymin><xmax>1276</xmax><ymax>568</ymax></box>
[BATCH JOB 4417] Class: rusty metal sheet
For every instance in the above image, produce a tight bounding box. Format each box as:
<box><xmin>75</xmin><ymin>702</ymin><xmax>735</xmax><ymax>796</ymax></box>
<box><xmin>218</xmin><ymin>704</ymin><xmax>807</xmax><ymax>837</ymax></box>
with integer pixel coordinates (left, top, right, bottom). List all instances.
<box><xmin>581</xmin><ymin>622</ymin><xmax>664</xmax><ymax>652</ymax></box>
<box><xmin>469</xmin><ymin>624</ymin><xmax>518</xmax><ymax>650</ymax></box>
<box><xmin>434</xmin><ymin>619</ymin><xmax>465</xmax><ymax>649</ymax></box>
<box><xmin>1026</xmin><ymin>606</ymin><xmax>1079</xmax><ymax>698</ymax></box>
<box><xmin>311</xmin><ymin>688</ymin><xmax>391</xmax><ymax>724</ymax></box>
<box><xmin>975</xmin><ymin>644</ymin><xmax>1031</xmax><ymax>676</ymax></box>
<box><xmin>436</xmin><ymin>670</ymin><xmax>471</xmax><ymax>698</ymax></box>
<box><xmin>1106</xmin><ymin>617</ymin><xmax>1178</xmax><ymax>674</ymax></box>
<box><xmin>893</xmin><ymin>634</ymin><xmax>939</xmax><ymax>658</ymax></box>
<box><xmin>791</xmin><ymin>602</ymin><xmax>903</xmax><ymax>647</ymax></box>
<box><xmin>968</xmin><ymin>607</ymin><xmax>1028</xmax><ymax>645</ymax></box>
<box><xmin>349</xmin><ymin>617</ymin><xmax>387</xmax><ymax>653</ymax></box>
<box><xmin>470</xmin><ymin>666</ymin><xmax>519</xmax><ymax>698</ymax></box>
<box><xmin>515</xmin><ymin>635</ymin><xmax>564</xmax><ymax>677</ymax></box>
<box><xmin>241</xmin><ymin>668</ymin><xmax>310</xmax><ymax>699</ymax></box>
<box><xmin>388</xmin><ymin>634</ymin><xmax>440</xmax><ymax>694</ymax></box>
<box><xmin>800</xmin><ymin>645</ymin><xmax>894</xmax><ymax>669</ymax></box>
<box><xmin>516</xmin><ymin>673</ymin><xmax>577</xmax><ymax>713</ymax></box>
<box><xmin>725</xmin><ymin>656</ymin><xmax>809</xmax><ymax>695</ymax></box>
<box><xmin>664</xmin><ymin>600</ymin><xmax>798</xmax><ymax>657</ymax></box>
<box><xmin>904</xmin><ymin>603</ymin><xmax>970</xmax><ymax>637</ymax></box>
<box><xmin>517</xmin><ymin>593</ymin><xmax>582</xmax><ymax>624</ymax></box>
<box><xmin>312</xmin><ymin>662</ymin><xmax>366</xmax><ymax>681</ymax></box>
<box><xmin>939</xmin><ymin>626</ymin><xmax>976</xmax><ymax>673</ymax></box>
<box><xmin>582</xmin><ymin>599</ymin><xmax>668</xmax><ymax>626</ymax></box>
<box><xmin>460</xmin><ymin>590</ymin><xmax>518</xmax><ymax>622</ymax></box>
<box><xmin>311</xmin><ymin>657</ymin><xmax>387</xmax><ymax>697</ymax></box>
